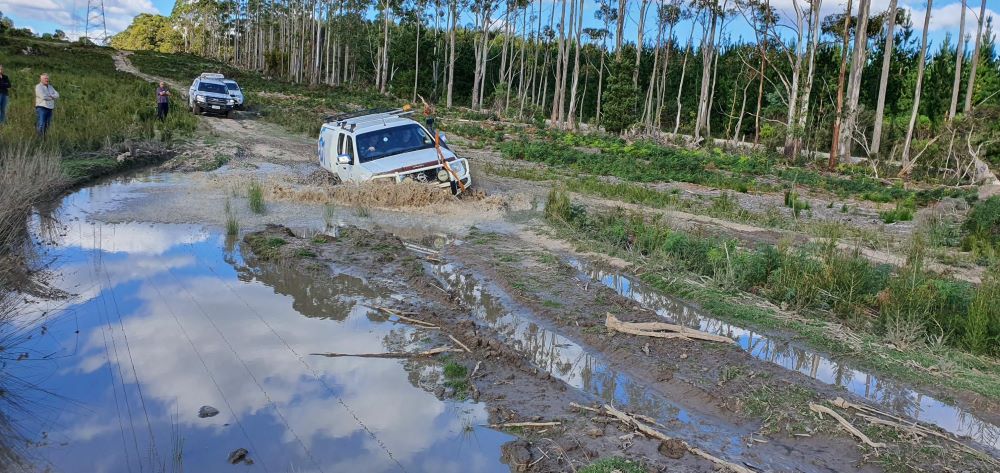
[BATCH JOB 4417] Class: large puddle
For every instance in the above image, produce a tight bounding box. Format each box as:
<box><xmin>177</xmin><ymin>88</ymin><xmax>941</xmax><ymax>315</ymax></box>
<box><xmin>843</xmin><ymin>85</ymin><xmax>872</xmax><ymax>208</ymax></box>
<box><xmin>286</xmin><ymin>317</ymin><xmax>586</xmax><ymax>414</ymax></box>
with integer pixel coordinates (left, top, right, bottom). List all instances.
<box><xmin>568</xmin><ymin>260</ymin><xmax>1000</xmax><ymax>453</ymax></box>
<box><xmin>5</xmin><ymin>176</ymin><xmax>513</xmax><ymax>472</ymax></box>
<box><xmin>429</xmin><ymin>262</ymin><xmax>829</xmax><ymax>472</ymax></box>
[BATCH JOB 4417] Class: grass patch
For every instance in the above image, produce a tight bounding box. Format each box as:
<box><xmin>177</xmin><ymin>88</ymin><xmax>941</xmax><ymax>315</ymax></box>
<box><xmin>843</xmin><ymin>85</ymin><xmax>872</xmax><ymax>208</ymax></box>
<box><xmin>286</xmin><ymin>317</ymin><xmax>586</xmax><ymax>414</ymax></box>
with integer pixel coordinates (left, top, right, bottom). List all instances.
<box><xmin>224</xmin><ymin>199</ymin><xmax>239</xmax><ymax>236</ymax></box>
<box><xmin>245</xmin><ymin>235</ymin><xmax>287</xmax><ymax>260</ymax></box>
<box><xmin>295</xmin><ymin>249</ymin><xmax>317</xmax><ymax>258</ymax></box>
<box><xmin>247</xmin><ymin>179</ymin><xmax>265</xmax><ymax>214</ymax></box>
<box><xmin>442</xmin><ymin>361</ymin><xmax>469</xmax><ymax>399</ymax></box>
<box><xmin>579</xmin><ymin>457</ymin><xmax>647</xmax><ymax>473</ymax></box>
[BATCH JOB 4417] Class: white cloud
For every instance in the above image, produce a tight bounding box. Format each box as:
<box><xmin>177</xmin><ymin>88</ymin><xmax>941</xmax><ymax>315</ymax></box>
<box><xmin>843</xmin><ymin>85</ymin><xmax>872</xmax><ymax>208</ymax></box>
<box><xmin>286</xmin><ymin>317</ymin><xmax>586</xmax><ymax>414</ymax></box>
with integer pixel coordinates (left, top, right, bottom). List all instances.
<box><xmin>0</xmin><ymin>0</ymin><xmax>159</xmax><ymax>37</ymax></box>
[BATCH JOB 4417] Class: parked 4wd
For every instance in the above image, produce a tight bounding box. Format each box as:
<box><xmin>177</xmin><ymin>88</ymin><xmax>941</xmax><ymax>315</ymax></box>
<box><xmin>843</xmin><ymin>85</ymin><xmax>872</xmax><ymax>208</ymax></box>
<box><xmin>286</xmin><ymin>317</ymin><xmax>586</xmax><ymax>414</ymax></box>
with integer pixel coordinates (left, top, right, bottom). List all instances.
<box><xmin>189</xmin><ymin>73</ymin><xmax>236</xmax><ymax>118</ymax></box>
<box><xmin>318</xmin><ymin>109</ymin><xmax>471</xmax><ymax>193</ymax></box>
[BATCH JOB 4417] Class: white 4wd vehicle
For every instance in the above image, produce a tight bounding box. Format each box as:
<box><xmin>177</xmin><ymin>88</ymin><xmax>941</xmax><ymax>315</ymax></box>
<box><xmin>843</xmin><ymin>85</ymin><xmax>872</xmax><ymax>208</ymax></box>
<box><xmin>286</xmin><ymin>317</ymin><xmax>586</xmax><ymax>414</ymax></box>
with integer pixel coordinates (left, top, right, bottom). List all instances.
<box><xmin>188</xmin><ymin>73</ymin><xmax>237</xmax><ymax>117</ymax></box>
<box><xmin>318</xmin><ymin>109</ymin><xmax>472</xmax><ymax>193</ymax></box>
<box><xmin>222</xmin><ymin>79</ymin><xmax>245</xmax><ymax>109</ymax></box>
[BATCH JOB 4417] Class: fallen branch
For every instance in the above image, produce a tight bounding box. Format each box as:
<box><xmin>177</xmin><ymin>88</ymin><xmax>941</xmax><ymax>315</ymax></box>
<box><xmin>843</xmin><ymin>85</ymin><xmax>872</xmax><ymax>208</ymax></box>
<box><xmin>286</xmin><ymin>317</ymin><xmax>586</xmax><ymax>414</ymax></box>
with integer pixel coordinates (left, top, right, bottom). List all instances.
<box><xmin>490</xmin><ymin>421</ymin><xmax>562</xmax><ymax>429</ymax></box>
<box><xmin>605</xmin><ymin>314</ymin><xmax>734</xmax><ymax>344</ymax></box>
<box><xmin>568</xmin><ymin>402</ymin><xmax>602</xmax><ymax>414</ymax></box>
<box><xmin>310</xmin><ymin>346</ymin><xmax>461</xmax><ymax>358</ymax></box>
<box><xmin>809</xmin><ymin>403</ymin><xmax>886</xmax><ymax>449</ymax></box>
<box><xmin>373</xmin><ymin>306</ymin><xmax>439</xmax><ymax>329</ymax></box>
<box><xmin>602</xmin><ymin>404</ymin><xmax>754</xmax><ymax>473</ymax></box>
<box><xmin>449</xmin><ymin>334</ymin><xmax>472</xmax><ymax>353</ymax></box>
<box><xmin>831</xmin><ymin>398</ymin><xmax>998</xmax><ymax>464</ymax></box>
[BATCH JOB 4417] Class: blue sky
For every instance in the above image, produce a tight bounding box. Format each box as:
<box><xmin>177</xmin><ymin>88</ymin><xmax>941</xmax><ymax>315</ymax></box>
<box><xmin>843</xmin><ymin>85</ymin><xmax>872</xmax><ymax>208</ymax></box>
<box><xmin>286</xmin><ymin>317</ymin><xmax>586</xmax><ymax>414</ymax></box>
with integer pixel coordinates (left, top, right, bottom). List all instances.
<box><xmin>0</xmin><ymin>0</ymin><xmax>995</xmax><ymax>48</ymax></box>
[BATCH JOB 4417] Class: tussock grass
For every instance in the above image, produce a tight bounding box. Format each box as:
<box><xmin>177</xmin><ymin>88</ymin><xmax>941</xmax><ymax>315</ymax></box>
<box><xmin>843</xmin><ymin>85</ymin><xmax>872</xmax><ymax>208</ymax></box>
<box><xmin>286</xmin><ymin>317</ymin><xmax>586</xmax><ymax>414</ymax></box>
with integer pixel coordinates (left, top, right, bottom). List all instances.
<box><xmin>247</xmin><ymin>179</ymin><xmax>265</xmax><ymax>214</ymax></box>
<box><xmin>224</xmin><ymin>199</ymin><xmax>239</xmax><ymax>236</ymax></box>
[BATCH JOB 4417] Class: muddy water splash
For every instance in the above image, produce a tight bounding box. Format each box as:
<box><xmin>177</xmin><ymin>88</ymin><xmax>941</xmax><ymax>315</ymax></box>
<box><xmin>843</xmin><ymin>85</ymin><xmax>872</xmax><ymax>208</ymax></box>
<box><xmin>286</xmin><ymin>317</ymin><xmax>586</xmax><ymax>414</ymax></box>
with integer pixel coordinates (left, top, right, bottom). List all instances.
<box><xmin>5</xmin><ymin>176</ymin><xmax>513</xmax><ymax>472</ymax></box>
<box><xmin>569</xmin><ymin>259</ymin><xmax>1000</xmax><ymax>453</ymax></box>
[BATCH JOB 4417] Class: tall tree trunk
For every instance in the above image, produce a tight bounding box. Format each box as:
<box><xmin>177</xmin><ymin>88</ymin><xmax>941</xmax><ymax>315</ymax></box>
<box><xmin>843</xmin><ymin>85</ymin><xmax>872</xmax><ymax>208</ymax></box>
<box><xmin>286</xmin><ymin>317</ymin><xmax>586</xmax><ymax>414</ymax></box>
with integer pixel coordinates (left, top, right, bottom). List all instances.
<box><xmin>615</xmin><ymin>0</ymin><xmax>628</xmax><ymax>58</ymax></box>
<box><xmin>901</xmin><ymin>0</ymin><xmax>934</xmax><ymax>176</ymax></box>
<box><xmin>838</xmin><ymin>0</ymin><xmax>871</xmax><ymax>159</ymax></box>
<box><xmin>964</xmin><ymin>0</ymin><xmax>987</xmax><ymax>112</ymax></box>
<box><xmin>948</xmin><ymin>0</ymin><xmax>968</xmax><ymax>120</ymax></box>
<box><xmin>634</xmin><ymin>0</ymin><xmax>651</xmax><ymax>88</ymax></box>
<box><xmin>643</xmin><ymin>0</ymin><xmax>666</xmax><ymax>128</ymax></box>
<box><xmin>828</xmin><ymin>0</ymin><xmax>853</xmax><ymax>170</ymax></box>
<box><xmin>567</xmin><ymin>0</ymin><xmax>586</xmax><ymax>127</ymax></box>
<box><xmin>413</xmin><ymin>12</ymin><xmax>422</xmax><ymax>103</ymax></box>
<box><xmin>446</xmin><ymin>0</ymin><xmax>457</xmax><ymax>107</ymax></box>
<box><xmin>674</xmin><ymin>25</ymin><xmax>696</xmax><ymax>135</ymax></box>
<box><xmin>783</xmin><ymin>0</ymin><xmax>807</xmax><ymax>158</ymax></box>
<box><xmin>870</xmin><ymin>0</ymin><xmax>898</xmax><ymax>155</ymax></box>
<box><xmin>694</xmin><ymin>7</ymin><xmax>718</xmax><ymax>142</ymax></box>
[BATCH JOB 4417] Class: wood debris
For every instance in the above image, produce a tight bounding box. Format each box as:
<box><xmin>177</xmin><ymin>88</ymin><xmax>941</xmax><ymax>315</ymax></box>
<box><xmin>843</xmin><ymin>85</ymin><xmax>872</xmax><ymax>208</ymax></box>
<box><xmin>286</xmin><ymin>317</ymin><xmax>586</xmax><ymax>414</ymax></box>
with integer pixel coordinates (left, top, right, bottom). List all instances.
<box><xmin>372</xmin><ymin>305</ymin><xmax>440</xmax><ymax>329</ymax></box>
<box><xmin>831</xmin><ymin>397</ymin><xmax>999</xmax><ymax>465</ymax></box>
<box><xmin>605</xmin><ymin>313</ymin><xmax>735</xmax><ymax>344</ymax></box>
<box><xmin>310</xmin><ymin>346</ymin><xmax>461</xmax><ymax>358</ymax></box>
<box><xmin>579</xmin><ymin>403</ymin><xmax>753</xmax><ymax>473</ymax></box>
<box><xmin>449</xmin><ymin>334</ymin><xmax>472</xmax><ymax>353</ymax></box>
<box><xmin>490</xmin><ymin>421</ymin><xmax>562</xmax><ymax>429</ymax></box>
<box><xmin>809</xmin><ymin>403</ymin><xmax>887</xmax><ymax>449</ymax></box>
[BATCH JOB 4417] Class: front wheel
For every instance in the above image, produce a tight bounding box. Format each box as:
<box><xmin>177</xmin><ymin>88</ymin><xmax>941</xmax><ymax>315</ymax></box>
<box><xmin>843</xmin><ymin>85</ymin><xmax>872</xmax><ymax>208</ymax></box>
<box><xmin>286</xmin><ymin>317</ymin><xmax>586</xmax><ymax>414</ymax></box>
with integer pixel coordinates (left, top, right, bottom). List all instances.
<box><xmin>226</xmin><ymin>110</ymin><xmax>235</xmax><ymax>119</ymax></box>
<box><xmin>192</xmin><ymin>104</ymin><xmax>201</xmax><ymax>115</ymax></box>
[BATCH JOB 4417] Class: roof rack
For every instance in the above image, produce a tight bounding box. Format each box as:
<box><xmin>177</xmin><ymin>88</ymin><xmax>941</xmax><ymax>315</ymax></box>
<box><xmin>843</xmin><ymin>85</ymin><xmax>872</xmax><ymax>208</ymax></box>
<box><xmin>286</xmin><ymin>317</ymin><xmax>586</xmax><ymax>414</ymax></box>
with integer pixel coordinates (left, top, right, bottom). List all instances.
<box><xmin>323</xmin><ymin>108</ymin><xmax>414</xmax><ymax>131</ymax></box>
<box><xmin>199</xmin><ymin>72</ymin><xmax>226</xmax><ymax>80</ymax></box>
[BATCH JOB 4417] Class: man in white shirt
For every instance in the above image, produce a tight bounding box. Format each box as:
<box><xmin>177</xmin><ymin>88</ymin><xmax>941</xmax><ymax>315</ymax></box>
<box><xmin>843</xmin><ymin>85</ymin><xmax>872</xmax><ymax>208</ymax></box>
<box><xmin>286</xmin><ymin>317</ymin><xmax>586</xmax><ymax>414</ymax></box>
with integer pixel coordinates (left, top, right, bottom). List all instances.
<box><xmin>34</xmin><ymin>73</ymin><xmax>59</xmax><ymax>136</ymax></box>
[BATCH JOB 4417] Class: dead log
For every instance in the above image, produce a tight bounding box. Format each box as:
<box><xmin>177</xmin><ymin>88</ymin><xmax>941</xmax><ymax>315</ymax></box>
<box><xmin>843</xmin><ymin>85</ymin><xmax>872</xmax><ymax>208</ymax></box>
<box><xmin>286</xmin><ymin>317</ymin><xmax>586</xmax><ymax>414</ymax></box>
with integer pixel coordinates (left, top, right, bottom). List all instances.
<box><xmin>605</xmin><ymin>313</ymin><xmax>735</xmax><ymax>344</ymax></box>
<box><xmin>809</xmin><ymin>403</ymin><xmax>886</xmax><ymax>449</ymax></box>
<box><xmin>373</xmin><ymin>306</ymin><xmax>440</xmax><ymax>328</ymax></box>
<box><xmin>490</xmin><ymin>421</ymin><xmax>562</xmax><ymax>429</ymax></box>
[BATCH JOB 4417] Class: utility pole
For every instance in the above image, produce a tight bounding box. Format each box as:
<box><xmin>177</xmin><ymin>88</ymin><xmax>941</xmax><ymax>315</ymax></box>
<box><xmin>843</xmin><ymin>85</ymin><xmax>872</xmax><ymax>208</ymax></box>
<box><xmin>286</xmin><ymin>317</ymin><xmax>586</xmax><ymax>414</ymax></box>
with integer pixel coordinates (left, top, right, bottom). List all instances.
<box><xmin>84</xmin><ymin>0</ymin><xmax>108</xmax><ymax>45</ymax></box>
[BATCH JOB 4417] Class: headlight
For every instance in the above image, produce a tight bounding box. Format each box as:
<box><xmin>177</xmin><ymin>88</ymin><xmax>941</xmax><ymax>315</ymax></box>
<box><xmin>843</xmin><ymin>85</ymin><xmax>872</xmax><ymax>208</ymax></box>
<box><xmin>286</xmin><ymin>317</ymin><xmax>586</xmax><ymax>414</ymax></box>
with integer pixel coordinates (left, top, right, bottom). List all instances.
<box><xmin>449</xmin><ymin>160</ymin><xmax>465</xmax><ymax>177</ymax></box>
<box><xmin>196</xmin><ymin>95</ymin><xmax>206</xmax><ymax>102</ymax></box>
<box><xmin>227</xmin><ymin>99</ymin><xmax>235</xmax><ymax>105</ymax></box>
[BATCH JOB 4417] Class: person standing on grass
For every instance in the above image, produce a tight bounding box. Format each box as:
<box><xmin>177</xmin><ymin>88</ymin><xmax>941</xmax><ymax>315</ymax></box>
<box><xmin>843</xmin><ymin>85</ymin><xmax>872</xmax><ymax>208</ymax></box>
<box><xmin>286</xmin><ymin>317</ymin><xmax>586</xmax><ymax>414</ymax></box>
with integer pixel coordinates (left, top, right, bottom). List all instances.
<box><xmin>34</xmin><ymin>73</ymin><xmax>58</xmax><ymax>136</ymax></box>
<box><xmin>0</xmin><ymin>65</ymin><xmax>11</xmax><ymax>125</ymax></box>
<box><xmin>156</xmin><ymin>81</ymin><xmax>171</xmax><ymax>121</ymax></box>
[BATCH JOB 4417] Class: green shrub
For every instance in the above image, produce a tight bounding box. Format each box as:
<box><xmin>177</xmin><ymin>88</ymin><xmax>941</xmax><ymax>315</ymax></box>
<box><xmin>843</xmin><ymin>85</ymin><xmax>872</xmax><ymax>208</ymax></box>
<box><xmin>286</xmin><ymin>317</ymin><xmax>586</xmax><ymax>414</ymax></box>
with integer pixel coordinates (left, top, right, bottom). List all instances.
<box><xmin>962</xmin><ymin>196</ymin><xmax>1000</xmax><ymax>257</ymax></box>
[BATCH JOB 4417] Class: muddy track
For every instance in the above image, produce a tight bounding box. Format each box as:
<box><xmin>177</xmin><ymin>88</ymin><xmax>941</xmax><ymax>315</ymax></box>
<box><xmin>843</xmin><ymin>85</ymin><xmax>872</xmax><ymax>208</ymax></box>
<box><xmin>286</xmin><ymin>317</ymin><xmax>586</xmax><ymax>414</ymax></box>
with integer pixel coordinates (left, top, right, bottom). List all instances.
<box><xmin>244</xmin><ymin>225</ymin><xmax>997</xmax><ymax>472</ymax></box>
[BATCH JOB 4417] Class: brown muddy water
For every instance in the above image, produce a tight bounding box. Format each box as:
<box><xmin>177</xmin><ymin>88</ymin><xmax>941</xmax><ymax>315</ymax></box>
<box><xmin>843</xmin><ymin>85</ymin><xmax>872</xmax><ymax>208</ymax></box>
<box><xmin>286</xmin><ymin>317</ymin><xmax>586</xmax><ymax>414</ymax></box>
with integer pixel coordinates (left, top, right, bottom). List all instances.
<box><xmin>6</xmin><ymin>175</ymin><xmax>513</xmax><ymax>472</ymax></box>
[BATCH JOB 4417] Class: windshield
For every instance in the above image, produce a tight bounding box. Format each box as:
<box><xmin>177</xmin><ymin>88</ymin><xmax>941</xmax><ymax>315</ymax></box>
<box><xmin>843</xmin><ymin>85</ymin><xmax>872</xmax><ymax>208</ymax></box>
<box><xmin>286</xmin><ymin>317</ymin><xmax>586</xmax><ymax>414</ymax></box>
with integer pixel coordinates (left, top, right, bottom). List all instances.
<box><xmin>198</xmin><ymin>82</ymin><xmax>227</xmax><ymax>94</ymax></box>
<box><xmin>225</xmin><ymin>82</ymin><xmax>240</xmax><ymax>91</ymax></box>
<box><xmin>356</xmin><ymin>124</ymin><xmax>434</xmax><ymax>163</ymax></box>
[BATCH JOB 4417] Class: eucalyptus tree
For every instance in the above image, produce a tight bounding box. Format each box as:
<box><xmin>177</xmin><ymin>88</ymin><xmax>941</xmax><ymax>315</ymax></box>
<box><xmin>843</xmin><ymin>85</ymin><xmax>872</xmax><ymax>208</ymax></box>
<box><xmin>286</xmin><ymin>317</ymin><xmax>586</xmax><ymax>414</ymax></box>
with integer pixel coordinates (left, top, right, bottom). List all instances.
<box><xmin>948</xmin><ymin>0</ymin><xmax>968</xmax><ymax>120</ymax></box>
<box><xmin>964</xmin><ymin>0</ymin><xmax>988</xmax><ymax>112</ymax></box>
<box><xmin>870</xmin><ymin>0</ymin><xmax>899</xmax><ymax>155</ymax></box>
<box><xmin>902</xmin><ymin>0</ymin><xmax>935</xmax><ymax>176</ymax></box>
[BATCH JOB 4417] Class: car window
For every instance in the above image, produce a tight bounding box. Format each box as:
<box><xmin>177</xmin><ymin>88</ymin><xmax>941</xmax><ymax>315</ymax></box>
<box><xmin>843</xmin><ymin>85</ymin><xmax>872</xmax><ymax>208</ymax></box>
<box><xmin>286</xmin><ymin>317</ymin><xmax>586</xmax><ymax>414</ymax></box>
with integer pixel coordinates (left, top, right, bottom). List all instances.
<box><xmin>198</xmin><ymin>82</ymin><xmax>227</xmax><ymax>94</ymax></box>
<box><xmin>337</xmin><ymin>133</ymin><xmax>354</xmax><ymax>164</ymax></box>
<box><xmin>225</xmin><ymin>83</ymin><xmax>240</xmax><ymax>91</ymax></box>
<box><xmin>356</xmin><ymin>124</ymin><xmax>434</xmax><ymax>163</ymax></box>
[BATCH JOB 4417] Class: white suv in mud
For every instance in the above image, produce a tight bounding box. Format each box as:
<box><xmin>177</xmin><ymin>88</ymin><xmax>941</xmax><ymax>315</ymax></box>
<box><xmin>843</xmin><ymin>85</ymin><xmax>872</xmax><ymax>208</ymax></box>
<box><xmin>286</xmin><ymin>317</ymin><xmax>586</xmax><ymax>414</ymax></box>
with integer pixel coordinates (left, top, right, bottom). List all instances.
<box><xmin>318</xmin><ymin>109</ymin><xmax>472</xmax><ymax>193</ymax></box>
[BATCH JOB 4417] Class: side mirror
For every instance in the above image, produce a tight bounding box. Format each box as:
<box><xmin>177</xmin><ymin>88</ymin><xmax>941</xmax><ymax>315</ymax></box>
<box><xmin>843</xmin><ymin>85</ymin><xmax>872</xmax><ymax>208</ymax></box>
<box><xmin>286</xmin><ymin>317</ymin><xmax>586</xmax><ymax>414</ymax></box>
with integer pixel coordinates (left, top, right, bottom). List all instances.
<box><xmin>336</xmin><ymin>154</ymin><xmax>351</xmax><ymax>165</ymax></box>
<box><xmin>437</xmin><ymin>132</ymin><xmax>447</xmax><ymax>144</ymax></box>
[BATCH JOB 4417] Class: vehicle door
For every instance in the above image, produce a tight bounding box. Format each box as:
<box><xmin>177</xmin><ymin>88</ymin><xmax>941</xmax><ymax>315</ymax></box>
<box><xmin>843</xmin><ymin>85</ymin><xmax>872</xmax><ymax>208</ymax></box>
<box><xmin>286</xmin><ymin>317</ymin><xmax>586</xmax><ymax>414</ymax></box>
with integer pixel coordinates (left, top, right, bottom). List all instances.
<box><xmin>335</xmin><ymin>132</ymin><xmax>357</xmax><ymax>181</ymax></box>
<box><xmin>318</xmin><ymin>128</ymin><xmax>335</xmax><ymax>171</ymax></box>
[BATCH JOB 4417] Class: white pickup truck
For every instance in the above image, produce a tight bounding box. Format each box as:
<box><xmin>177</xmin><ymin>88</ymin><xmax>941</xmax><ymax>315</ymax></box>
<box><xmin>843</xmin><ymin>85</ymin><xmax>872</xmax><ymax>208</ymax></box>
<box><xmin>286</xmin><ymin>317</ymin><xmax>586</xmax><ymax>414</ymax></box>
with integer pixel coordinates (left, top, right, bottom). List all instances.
<box><xmin>317</xmin><ymin>109</ymin><xmax>472</xmax><ymax>193</ymax></box>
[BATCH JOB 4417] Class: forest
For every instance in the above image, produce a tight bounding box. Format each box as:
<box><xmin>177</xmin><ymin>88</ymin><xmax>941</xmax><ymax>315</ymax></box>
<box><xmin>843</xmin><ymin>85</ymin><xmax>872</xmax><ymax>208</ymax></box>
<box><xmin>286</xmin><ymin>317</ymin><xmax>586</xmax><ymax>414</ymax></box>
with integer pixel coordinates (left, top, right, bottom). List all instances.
<box><xmin>110</xmin><ymin>0</ymin><xmax>1000</xmax><ymax>183</ymax></box>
